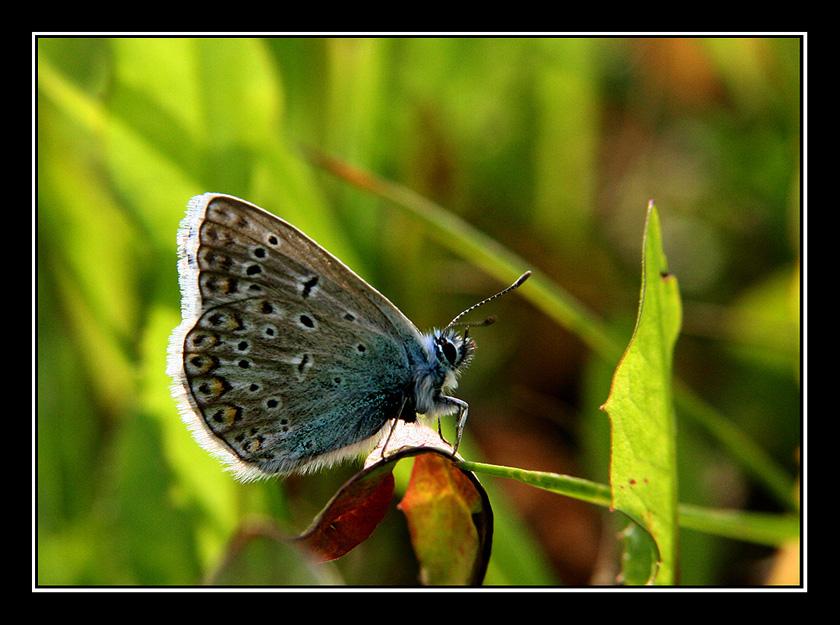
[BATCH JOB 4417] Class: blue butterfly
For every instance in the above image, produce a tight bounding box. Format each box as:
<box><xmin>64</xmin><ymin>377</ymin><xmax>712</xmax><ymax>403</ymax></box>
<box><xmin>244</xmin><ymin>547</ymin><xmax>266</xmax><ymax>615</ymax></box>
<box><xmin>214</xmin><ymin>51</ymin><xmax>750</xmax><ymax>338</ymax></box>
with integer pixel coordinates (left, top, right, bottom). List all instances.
<box><xmin>168</xmin><ymin>193</ymin><xmax>530</xmax><ymax>480</ymax></box>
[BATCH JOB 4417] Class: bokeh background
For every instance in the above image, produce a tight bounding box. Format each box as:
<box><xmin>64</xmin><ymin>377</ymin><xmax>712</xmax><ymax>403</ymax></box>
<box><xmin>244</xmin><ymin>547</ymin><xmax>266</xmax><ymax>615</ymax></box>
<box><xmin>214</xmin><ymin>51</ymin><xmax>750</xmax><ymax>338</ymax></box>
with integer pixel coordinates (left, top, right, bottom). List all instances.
<box><xmin>37</xmin><ymin>36</ymin><xmax>802</xmax><ymax>586</ymax></box>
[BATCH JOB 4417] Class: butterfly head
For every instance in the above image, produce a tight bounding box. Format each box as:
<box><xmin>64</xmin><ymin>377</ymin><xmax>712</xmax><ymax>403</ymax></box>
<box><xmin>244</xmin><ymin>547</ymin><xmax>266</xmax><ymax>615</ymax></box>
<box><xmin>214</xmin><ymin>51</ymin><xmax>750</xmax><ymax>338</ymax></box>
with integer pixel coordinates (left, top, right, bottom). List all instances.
<box><xmin>432</xmin><ymin>327</ymin><xmax>476</xmax><ymax>375</ymax></box>
<box><xmin>419</xmin><ymin>327</ymin><xmax>477</xmax><ymax>402</ymax></box>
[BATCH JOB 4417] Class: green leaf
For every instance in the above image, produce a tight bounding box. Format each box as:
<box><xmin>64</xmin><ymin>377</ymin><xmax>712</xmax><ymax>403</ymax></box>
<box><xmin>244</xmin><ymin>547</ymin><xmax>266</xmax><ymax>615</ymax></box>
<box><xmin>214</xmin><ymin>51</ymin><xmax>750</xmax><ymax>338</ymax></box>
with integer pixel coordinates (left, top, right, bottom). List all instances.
<box><xmin>602</xmin><ymin>201</ymin><xmax>682</xmax><ymax>585</ymax></box>
<box><xmin>616</xmin><ymin>514</ymin><xmax>661</xmax><ymax>585</ymax></box>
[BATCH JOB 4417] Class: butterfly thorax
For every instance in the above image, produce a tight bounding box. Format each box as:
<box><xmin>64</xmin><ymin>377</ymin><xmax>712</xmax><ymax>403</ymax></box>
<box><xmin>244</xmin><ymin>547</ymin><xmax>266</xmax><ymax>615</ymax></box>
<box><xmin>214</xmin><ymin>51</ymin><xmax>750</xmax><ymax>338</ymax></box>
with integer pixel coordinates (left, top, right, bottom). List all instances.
<box><xmin>413</xmin><ymin>329</ymin><xmax>475</xmax><ymax>417</ymax></box>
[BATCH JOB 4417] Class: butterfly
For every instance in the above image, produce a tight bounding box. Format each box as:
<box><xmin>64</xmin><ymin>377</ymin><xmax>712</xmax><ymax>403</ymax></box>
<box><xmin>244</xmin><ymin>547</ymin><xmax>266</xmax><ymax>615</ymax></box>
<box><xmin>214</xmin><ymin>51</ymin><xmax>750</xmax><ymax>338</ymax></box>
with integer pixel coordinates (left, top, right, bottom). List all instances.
<box><xmin>167</xmin><ymin>193</ymin><xmax>530</xmax><ymax>480</ymax></box>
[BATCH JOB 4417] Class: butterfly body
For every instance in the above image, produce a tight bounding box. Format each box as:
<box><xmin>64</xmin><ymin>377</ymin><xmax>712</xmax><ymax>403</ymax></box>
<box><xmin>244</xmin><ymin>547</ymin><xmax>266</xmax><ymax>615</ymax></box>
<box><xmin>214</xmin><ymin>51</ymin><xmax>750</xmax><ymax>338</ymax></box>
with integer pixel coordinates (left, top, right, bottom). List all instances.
<box><xmin>169</xmin><ymin>194</ymin><xmax>509</xmax><ymax>480</ymax></box>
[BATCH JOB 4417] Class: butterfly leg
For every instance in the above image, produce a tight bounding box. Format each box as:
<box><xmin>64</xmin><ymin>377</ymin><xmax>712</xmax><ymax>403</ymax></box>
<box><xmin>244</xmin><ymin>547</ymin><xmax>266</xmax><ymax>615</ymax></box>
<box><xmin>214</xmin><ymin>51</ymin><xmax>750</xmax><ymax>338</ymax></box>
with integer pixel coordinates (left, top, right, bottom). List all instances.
<box><xmin>453</xmin><ymin>399</ymin><xmax>469</xmax><ymax>454</ymax></box>
<box><xmin>380</xmin><ymin>419</ymin><xmax>397</xmax><ymax>458</ymax></box>
<box><xmin>381</xmin><ymin>396</ymin><xmax>410</xmax><ymax>457</ymax></box>
<box><xmin>438</xmin><ymin>396</ymin><xmax>469</xmax><ymax>454</ymax></box>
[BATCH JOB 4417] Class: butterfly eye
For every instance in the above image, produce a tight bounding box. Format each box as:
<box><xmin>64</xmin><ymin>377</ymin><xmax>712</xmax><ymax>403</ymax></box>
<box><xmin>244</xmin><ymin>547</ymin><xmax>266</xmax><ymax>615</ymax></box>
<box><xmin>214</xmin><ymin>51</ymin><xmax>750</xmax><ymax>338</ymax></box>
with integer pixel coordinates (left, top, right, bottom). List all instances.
<box><xmin>441</xmin><ymin>338</ymin><xmax>459</xmax><ymax>366</ymax></box>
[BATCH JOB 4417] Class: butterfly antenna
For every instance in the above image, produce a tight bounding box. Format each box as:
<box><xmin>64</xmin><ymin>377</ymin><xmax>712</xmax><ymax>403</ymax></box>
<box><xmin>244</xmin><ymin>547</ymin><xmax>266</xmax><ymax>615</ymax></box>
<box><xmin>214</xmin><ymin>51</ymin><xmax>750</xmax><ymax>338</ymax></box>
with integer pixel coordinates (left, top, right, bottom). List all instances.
<box><xmin>444</xmin><ymin>271</ymin><xmax>531</xmax><ymax>331</ymax></box>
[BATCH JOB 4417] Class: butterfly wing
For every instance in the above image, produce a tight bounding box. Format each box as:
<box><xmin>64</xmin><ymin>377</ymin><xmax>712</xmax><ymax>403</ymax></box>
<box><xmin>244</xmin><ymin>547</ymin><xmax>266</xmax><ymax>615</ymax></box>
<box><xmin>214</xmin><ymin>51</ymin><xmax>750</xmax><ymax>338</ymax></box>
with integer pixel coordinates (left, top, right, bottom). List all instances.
<box><xmin>168</xmin><ymin>193</ymin><xmax>427</xmax><ymax>479</ymax></box>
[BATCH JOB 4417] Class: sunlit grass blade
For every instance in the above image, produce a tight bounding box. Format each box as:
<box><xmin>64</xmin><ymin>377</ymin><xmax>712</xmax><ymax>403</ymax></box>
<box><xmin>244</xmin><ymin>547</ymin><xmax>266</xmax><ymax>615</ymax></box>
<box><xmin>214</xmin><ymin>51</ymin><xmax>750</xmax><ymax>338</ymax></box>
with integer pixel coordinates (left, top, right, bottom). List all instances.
<box><xmin>457</xmin><ymin>461</ymin><xmax>800</xmax><ymax>548</ymax></box>
<box><xmin>455</xmin><ymin>461</ymin><xmax>611</xmax><ymax>507</ymax></box>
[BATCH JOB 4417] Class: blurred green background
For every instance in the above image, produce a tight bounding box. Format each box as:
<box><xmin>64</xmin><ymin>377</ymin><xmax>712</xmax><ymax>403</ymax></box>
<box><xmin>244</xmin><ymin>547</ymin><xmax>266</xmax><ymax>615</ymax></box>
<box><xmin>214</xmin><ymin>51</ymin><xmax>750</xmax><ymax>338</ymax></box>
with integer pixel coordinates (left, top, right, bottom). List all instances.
<box><xmin>37</xmin><ymin>37</ymin><xmax>801</xmax><ymax>586</ymax></box>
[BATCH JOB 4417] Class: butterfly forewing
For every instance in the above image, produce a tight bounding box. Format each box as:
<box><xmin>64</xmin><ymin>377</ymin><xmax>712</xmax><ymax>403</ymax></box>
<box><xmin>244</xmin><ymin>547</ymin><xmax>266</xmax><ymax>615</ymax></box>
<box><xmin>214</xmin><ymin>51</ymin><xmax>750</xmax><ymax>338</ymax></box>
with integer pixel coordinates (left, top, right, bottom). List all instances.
<box><xmin>170</xmin><ymin>194</ymin><xmax>427</xmax><ymax>478</ymax></box>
